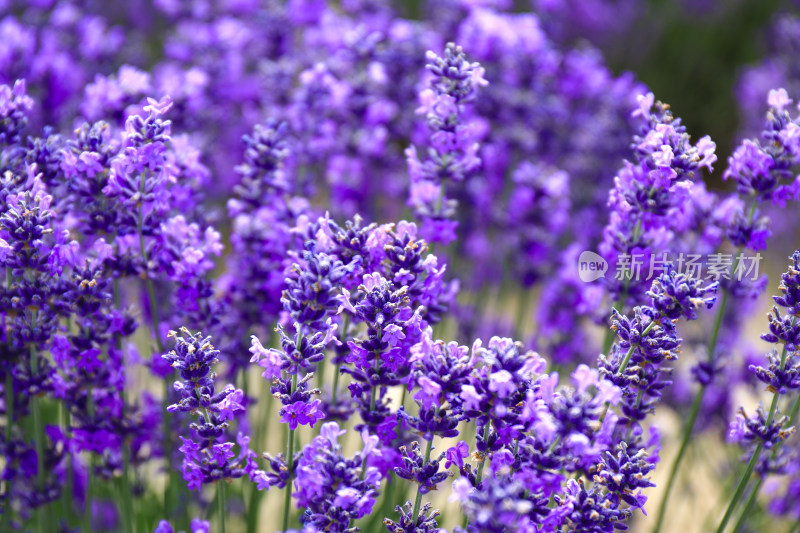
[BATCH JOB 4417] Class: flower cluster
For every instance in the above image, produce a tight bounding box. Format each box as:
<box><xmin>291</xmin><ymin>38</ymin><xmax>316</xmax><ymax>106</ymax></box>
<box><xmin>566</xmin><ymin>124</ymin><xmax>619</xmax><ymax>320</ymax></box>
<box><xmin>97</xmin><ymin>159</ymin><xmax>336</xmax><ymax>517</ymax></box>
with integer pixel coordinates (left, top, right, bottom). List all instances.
<box><xmin>294</xmin><ymin>422</ymin><xmax>381</xmax><ymax>531</ymax></box>
<box><xmin>221</xmin><ymin>119</ymin><xmax>306</xmax><ymax>368</ymax></box>
<box><xmin>163</xmin><ymin>328</ymin><xmax>266</xmax><ymax>491</ymax></box>
<box><xmin>251</xmin><ymin>326</ymin><xmax>331</xmax><ymax>432</ymax></box>
<box><xmin>0</xmin><ymin>76</ymin><xmax>225</xmax><ymax>530</ymax></box>
<box><xmin>406</xmin><ymin>42</ymin><xmax>487</xmax><ymax>245</ymax></box>
<box><xmin>600</xmin><ymin>270</ymin><xmax>717</xmax><ymax>430</ymax></box>
<box><xmin>601</xmin><ymin>92</ymin><xmax>717</xmax><ymax>304</ymax></box>
<box><xmin>0</xmin><ymin>80</ymin><xmax>34</xmax><ymax>145</ymax></box>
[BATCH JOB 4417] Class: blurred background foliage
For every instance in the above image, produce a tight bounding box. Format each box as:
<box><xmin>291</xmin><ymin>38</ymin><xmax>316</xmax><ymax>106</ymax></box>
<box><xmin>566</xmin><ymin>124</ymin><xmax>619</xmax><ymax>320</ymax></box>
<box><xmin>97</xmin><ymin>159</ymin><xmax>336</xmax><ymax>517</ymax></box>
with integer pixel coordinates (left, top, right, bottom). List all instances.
<box><xmin>392</xmin><ymin>0</ymin><xmax>800</xmax><ymax>185</ymax></box>
<box><xmin>603</xmin><ymin>0</ymin><xmax>790</xmax><ymax>182</ymax></box>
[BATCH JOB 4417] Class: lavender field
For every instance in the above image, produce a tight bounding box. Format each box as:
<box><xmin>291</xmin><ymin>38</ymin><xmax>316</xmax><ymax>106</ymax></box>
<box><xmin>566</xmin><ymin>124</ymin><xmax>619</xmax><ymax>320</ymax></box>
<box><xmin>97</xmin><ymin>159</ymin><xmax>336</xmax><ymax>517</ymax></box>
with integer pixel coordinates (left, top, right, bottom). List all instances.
<box><xmin>3</xmin><ymin>1</ymin><xmax>800</xmax><ymax>532</ymax></box>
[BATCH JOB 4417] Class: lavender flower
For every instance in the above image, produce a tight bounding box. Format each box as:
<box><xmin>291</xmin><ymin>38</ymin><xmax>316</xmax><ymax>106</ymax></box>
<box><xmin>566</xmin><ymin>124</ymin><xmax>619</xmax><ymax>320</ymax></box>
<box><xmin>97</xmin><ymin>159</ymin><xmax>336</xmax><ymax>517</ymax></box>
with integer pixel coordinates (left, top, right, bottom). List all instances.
<box><xmin>250</xmin><ymin>318</ymin><xmax>338</xmax><ymax>434</ymax></box>
<box><xmin>384</xmin><ymin>502</ymin><xmax>441</xmax><ymax>533</ymax></box>
<box><xmin>221</xmin><ymin>119</ymin><xmax>305</xmax><ymax>368</ymax></box>
<box><xmin>153</xmin><ymin>518</ymin><xmax>211</xmax><ymax>533</ymax></box>
<box><xmin>293</xmin><ymin>422</ymin><xmax>381</xmax><ymax>531</ymax></box>
<box><xmin>0</xmin><ymin>80</ymin><xmax>34</xmax><ymax>146</ymax></box>
<box><xmin>722</xmin><ymin>89</ymin><xmax>800</xmax><ymax>251</ymax></box>
<box><xmin>552</xmin><ymin>478</ymin><xmax>633</xmax><ymax>533</ymax></box>
<box><xmin>723</xmin><ymin>89</ymin><xmax>800</xmax><ymax>205</ymax></box>
<box><xmin>459</xmin><ymin>337</ymin><xmax>546</xmax><ymax>452</ymax></box>
<box><xmin>394</xmin><ymin>441</ymin><xmax>450</xmax><ymax>494</ymax></box>
<box><xmin>458</xmin><ymin>470</ymin><xmax>549</xmax><ymax>532</ymax></box>
<box><xmin>594</xmin><ymin>443</ymin><xmax>653</xmax><ymax>509</ymax></box>
<box><xmin>163</xmin><ymin>328</ymin><xmax>266</xmax><ymax>490</ymax></box>
<box><xmin>407</xmin><ymin>42</ymin><xmax>487</xmax><ymax>245</ymax></box>
<box><xmin>646</xmin><ymin>266</ymin><xmax>718</xmax><ymax>321</ymax></box>
<box><xmin>282</xmin><ymin>246</ymin><xmax>355</xmax><ymax>333</ymax></box>
<box><xmin>601</xmin><ymin>92</ymin><xmax>716</xmax><ymax>305</ymax></box>
<box><xmin>714</xmin><ymin>251</ymin><xmax>800</xmax><ymax>531</ymax></box>
<box><xmin>728</xmin><ymin>406</ymin><xmax>794</xmax><ymax>451</ymax></box>
<box><xmin>403</xmin><ymin>330</ymin><xmax>476</xmax><ymax>438</ymax></box>
<box><xmin>340</xmin><ymin>272</ymin><xmax>422</xmax><ymax>439</ymax></box>
<box><xmin>599</xmin><ymin>269</ymin><xmax>717</xmax><ymax>432</ymax></box>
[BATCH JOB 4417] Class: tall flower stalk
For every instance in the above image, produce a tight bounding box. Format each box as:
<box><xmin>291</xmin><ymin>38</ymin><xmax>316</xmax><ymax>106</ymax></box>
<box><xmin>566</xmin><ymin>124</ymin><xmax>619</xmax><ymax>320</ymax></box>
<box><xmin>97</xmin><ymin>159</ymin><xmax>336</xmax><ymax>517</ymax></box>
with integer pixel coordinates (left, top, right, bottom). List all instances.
<box><xmin>715</xmin><ymin>251</ymin><xmax>800</xmax><ymax>533</ymax></box>
<box><xmin>162</xmin><ymin>329</ymin><xmax>266</xmax><ymax>532</ymax></box>
<box><xmin>654</xmin><ymin>89</ymin><xmax>800</xmax><ymax>533</ymax></box>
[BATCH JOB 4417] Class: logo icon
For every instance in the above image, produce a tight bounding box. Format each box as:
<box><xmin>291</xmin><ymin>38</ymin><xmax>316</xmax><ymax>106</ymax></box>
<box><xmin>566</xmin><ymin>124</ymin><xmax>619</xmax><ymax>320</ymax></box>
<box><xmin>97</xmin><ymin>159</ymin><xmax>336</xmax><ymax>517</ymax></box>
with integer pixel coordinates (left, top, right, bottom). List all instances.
<box><xmin>577</xmin><ymin>251</ymin><xmax>607</xmax><ymax>282</ymax></box>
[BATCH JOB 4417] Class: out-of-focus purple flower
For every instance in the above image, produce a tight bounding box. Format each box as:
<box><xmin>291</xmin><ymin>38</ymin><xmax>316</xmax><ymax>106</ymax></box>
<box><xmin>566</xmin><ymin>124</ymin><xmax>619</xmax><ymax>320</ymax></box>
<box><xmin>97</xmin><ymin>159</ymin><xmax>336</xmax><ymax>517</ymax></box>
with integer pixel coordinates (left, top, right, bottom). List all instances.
<box><xmin>407</xmin><ymin>42</ymin><xmax>487</xmax><ymax>245</ymax></box>
<box><xmin>293</xmin><ymin>421</ymin><xmax>381</xmax><ymax>529</ymax></box>
<box><xmin>0</xmin><ymin>79</ymin><xmax>34</xmax><ymax>145</ymax></box>
<box><xmin>601</xmin><ymin>93</ymin><xmax>717</xmax><ymax>305</ymax></box>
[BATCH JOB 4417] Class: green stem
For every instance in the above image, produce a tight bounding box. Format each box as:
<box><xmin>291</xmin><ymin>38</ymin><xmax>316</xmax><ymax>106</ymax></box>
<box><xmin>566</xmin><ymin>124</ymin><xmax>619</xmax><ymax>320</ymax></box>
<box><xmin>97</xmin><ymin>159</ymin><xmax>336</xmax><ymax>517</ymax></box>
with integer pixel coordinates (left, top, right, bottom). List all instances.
<box><xmin>135</xmin><ymin>173</ymin><xmax>175</xmax><ymax>523</ymax></box>
<box><xmin>281</xmin><ymin>371</ymin><xmax>299</xmax><ymax>531</ymax></box>
<box><xmin>243</xmin><ymin>363</ymin><xmax>263</xmax><ymax>533</ymax></box>
<box><xmin>4</xmin><ymin>370</ymin><xmax>13</xmax><ymax>529</ymax></box>
<box><xmin>475</xmin><ymin>423</ymin><xmax>491</xmax><ymax>486</ymax></box>
<box><xmin>703</xmin><ymin>453</ymin><xmax>748</xmax><ymax>532</ymax></box>
<box><xmin>29</xmin><ymin>354</ymin><xmax>42</xmax><ymax>484</ymax></box>
<box><xmin>369</xmin><ymin>345</ymin><xmax>381</xmax><ymax>413</ymax></box>
<box><xmin>726</xmin><ymin>388</ymin><xmax>800</xmax><ymax>533</ymax></box>
<box><xmin>617</xmin><ymin>320</ymin><xmax>657</xmax><ymax>375</ymax></box>
<box><xmin>411</xmin><ymin>438</ymin><xmax>434</xmax><ymax>522</ymax></box>
<box><xmin>246</xmin><ymin>483</ymin><xmax>263</xmax><ymax>533</ymax></box>
<box><xmin>705</xmin><ymin>290</ymin><xmax>730</xmax><ymax>362</ymax></box>
<box><xmin>281</xmin><ymin>428</ymin><xmax>296</xmax><ymax>531</ymax></box>
<box><xmin>218</xmin><ymin>481</ymin><xmax>227</xmax><ymax>533</ymax></box>
<box><xmin>716</xmin><ymin>344</ymin><xmax>785</xmax><ymax>533</ymax></box>
<box><xmin>120</xmin><ymin>444</ymin><xmax>134</xmax><ymax>533</ymax></box>
<box><xmin>84</xmin><ymin>395</ymin><xmax>95</xmax><ymax>533</ymax></box>
<box><xmin>137</xmin><ymin>171</ymin><xmax>164</xmax><ymax>355</ymax></box>
<box><xmin>331</xmin><ymin>363</ymin><xmax>341</xmax><ymax>402</ymax></box>
<box><xmin>625</xmin><ymin>386</ymin><xmax>645</xmax><ymax>442</ymax></box>
<box><xmin>146</xmin><ymin>279</ymin><xmax>165</xmax><ymax>353</ymax></box>
<box><xmin>362</xmin><ymin>473</ymin><xmax>396</xmax><ymax>532</ymax></box>
<box><xmin>651</xmin><ymin>249</ymin><xmax>740</xmax><ymax>533</ymax></box>
<box><xmin>29</xmin><ymin>315</ymin><xmax>45</xmax><ymax>533</ymax></box>
<box><xmin>462</xmin><ymin>422</ymin><xmax>490</xmax><ymax>529</ymax></box>
<box><xmin>369</xmin><ymin>384</ymin><xmax>378</xmax><ymax>413</ymax></box>
<box><xmin>316</xmin><ymin>358</ymin><xmax>326</xmax><ymax>391</ymax></box>
<box><xmin>601</xmin><ymin>220</ymin><xmax>643</xmax><ymax>354</ymax></box>
<box><xmin>253</xmin><ymin>375</ymin><xmax>276</xmax><ymax>520</ymax></box>
<box><xmin>651</xmin><ymin>383</ymin><xmax>706</xmax><ymax>533</ymax></box>
<box><xmin>61</xmin><ymin>404</ymin><xmax>74</xmax><ymax>523</ymax></box>
<box><xmin>84</xmin><ymin>464</ymin><xmax>93</xmax><ymax>532</ymax></box>
<box><xmin>379</xmin><ymin>474</ymin><xmax>396</xmax><ymax>524</ymax></box>
<box><xmin>331</xmin><ymin>316</ymin><xmax>348</xmax><ymax>404</ymax></box>
<box><xmin>112</xmin><ymin>280</ymin><xmax>135</xmax><ymax>533</ymax></box>
<box><xmin>786</xmin><ymin>393</ymin><xmax>800</xmax><ymax>427</ymax></box>
<box><xmin>139</xmin><ymin>196</ymin><xmax>172</xmax><ymax>518</ymax></box>
<box><xmin>513</xmin><ymin>290</ymin><xmax>529</xmax><ymax>339</ymax></box>
<box><xmin>162</xmin><ymin>378</ymin><xmax>173</xmax><ymax>516</ymax></box>
<box><xmin>731</xmin><ymin>478</ymin><xmax>762</xmax><ymax>533</ymax></box>
<box><xmin>716</xmin><ymin>441</ymin><xmax>765</xmax><ymax>533</ymax></box>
